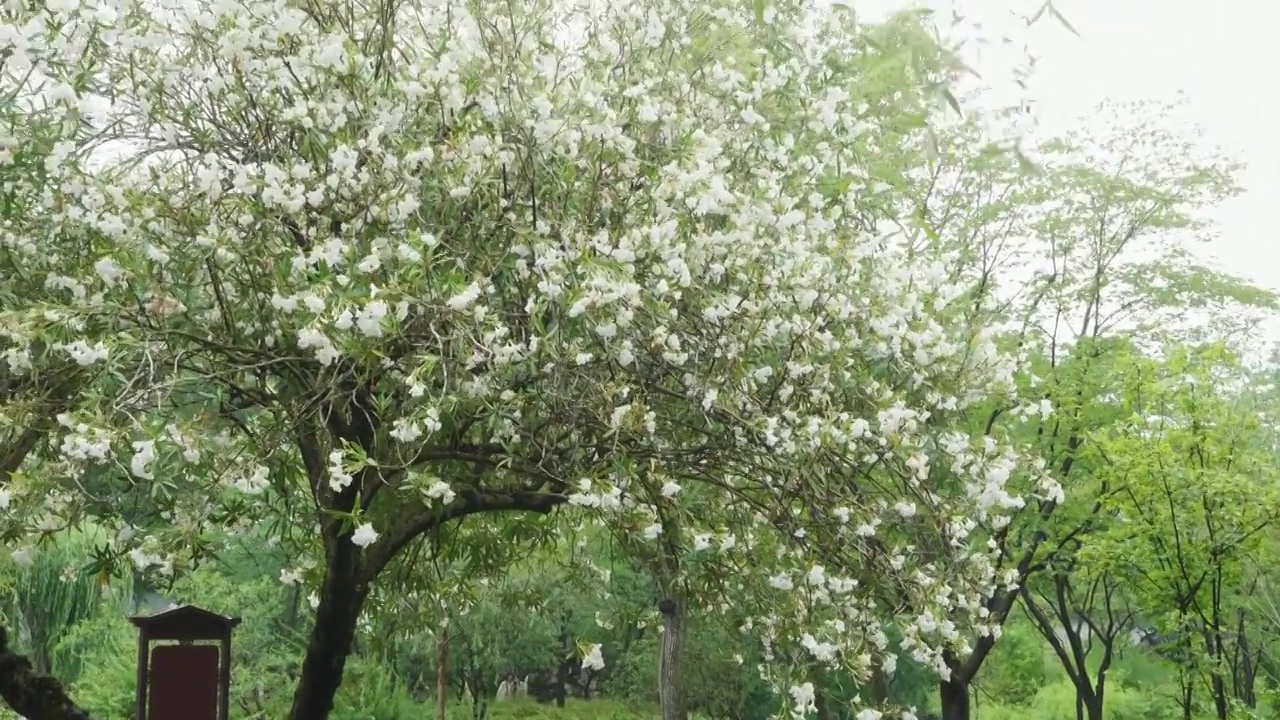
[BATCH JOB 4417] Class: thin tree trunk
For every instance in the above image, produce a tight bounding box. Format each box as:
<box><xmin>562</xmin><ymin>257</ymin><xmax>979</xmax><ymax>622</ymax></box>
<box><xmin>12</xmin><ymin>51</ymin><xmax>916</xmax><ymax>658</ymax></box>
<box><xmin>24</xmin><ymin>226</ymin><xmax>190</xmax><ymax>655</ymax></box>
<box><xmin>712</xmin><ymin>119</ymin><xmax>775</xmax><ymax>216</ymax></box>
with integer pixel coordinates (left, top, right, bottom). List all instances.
<box><xmin>1209</xmin><ymin>618</ymin><xmax>1229</xmax><ymax>718</ymax></box>
<box><xmin>1231</xmin><ymin>611</ymin><xmax>1259</xmax><ymax>707</ymax></box>
<box><xmin>554</xmin><ymin>613</ymin><xmax>571</xmax><ymax>709</ymax></box>
<box><xmin>436</xmin><ymin>626</ymin><xmax>449</xmax><ymax>720</ymax></box>
<box><xmin>554</xmin><ymin>659</ymin><xmax>569</xmax><ymax>707</ymax></box>
<box><xmin>288</xmin><ymin>543</ymin><xmax>368</xmax><ymax>720</ymax></box>
<box><xmin>1210</xmin><ymin>673</ymin><xmax>1228</xmax><ymax>720</ymax></box>
<box><xmin>657</xmin><ymin>596</ymin><xmax>687</xmax><ymax>720</ymax></box>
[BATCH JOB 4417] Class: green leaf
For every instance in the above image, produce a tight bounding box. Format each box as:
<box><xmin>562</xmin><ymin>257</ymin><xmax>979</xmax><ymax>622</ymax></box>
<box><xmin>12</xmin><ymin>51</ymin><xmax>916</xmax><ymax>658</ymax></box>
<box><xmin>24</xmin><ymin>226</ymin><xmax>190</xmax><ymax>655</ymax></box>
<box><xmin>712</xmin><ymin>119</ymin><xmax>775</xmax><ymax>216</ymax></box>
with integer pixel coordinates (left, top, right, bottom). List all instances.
<box><xmin>938</xmin><ymin>86</ymin><xmax>963</xmax><ymax>116</ymax></box>
<box><xmin>79</xmin><ymin>557</ymin><xmax>107</xmax><ymax>579</ymax></box>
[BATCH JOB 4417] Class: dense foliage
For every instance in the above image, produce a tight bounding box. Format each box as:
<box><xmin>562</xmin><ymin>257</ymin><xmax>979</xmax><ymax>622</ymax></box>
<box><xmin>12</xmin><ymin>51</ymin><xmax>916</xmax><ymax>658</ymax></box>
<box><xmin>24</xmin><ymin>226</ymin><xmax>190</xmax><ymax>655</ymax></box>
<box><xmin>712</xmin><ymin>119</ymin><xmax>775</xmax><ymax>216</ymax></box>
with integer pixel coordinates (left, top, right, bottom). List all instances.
<box><xmin>0</xmin><ymin>0</ymin><xmax>1277</xmax><ymax>719</ymax></box>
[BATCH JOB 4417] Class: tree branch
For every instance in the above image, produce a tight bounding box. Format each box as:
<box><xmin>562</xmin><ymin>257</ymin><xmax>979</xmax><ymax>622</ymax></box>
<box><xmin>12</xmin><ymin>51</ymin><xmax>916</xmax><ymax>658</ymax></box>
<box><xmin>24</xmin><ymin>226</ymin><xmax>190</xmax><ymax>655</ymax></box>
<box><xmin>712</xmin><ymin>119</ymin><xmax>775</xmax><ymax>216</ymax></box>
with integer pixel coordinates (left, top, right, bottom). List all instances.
<box><xmin>358</xmin><ymin>487</ymin><xmax>567</xmax><ymax>583</ymax></box>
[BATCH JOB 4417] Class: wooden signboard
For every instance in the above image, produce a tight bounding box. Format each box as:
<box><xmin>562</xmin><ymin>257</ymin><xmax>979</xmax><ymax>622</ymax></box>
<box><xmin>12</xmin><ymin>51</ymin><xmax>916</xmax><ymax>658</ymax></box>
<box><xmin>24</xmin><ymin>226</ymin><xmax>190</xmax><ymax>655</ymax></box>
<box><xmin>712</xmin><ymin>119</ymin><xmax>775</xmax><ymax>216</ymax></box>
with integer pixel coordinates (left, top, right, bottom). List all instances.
<box><xmin>131</xmin><ymin>604</ymin><xmax>240</xmax><ymax>720</ymax></box>
<box><xmin>147</xmin><ymin>644</ymin><xmax>220</xmax><ymax>720</ymax></box>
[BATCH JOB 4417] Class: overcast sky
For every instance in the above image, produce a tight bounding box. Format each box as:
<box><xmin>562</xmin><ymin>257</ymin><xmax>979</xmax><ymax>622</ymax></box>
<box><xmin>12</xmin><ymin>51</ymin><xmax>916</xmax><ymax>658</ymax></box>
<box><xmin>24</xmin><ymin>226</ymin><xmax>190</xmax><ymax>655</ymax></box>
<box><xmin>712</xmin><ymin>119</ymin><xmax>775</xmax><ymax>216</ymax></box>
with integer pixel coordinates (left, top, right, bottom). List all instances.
<box><xmin>859</xmin><ymin>0</ymin><xmax>1280</xmax><ymax>344</ymax></box>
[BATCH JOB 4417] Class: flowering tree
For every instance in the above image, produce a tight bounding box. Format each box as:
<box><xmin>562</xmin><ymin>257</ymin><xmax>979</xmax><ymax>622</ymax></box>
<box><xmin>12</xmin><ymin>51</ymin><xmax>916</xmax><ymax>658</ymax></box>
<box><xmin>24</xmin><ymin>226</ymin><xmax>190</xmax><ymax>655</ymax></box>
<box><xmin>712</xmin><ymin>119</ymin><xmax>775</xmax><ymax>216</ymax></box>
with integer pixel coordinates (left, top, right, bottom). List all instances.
<box><xmin>1</xmin><ymin>0</ymin><xmax>1053</xmax><ymax>718</ymax></box>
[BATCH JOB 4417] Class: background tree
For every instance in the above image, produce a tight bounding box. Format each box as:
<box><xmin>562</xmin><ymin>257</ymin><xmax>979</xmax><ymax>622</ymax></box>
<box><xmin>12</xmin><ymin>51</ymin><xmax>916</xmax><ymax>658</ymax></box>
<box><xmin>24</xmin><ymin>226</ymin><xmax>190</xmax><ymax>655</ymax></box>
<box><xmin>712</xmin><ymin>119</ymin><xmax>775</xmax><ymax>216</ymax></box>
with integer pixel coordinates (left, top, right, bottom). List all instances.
<box><xmin>1088</xmin><ymin>344</ymin><xmax>1280</xmax><ymax>720</ymax></box>
<box><xmin>877</xmin><ymin>90</ymin><xmax>1277</xmax><ymax>719</ymax></box>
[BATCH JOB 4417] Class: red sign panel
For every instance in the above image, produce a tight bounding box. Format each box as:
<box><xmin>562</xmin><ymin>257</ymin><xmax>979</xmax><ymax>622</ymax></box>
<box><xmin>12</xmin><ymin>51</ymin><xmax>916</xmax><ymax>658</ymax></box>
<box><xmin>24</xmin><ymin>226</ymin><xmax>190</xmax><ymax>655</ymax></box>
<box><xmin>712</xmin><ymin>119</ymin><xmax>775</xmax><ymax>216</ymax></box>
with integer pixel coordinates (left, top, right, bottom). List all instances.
<box><xmin>147</xmin><ymin>644</ymin><xmax>220</xmax><ymax>720</ymax></box>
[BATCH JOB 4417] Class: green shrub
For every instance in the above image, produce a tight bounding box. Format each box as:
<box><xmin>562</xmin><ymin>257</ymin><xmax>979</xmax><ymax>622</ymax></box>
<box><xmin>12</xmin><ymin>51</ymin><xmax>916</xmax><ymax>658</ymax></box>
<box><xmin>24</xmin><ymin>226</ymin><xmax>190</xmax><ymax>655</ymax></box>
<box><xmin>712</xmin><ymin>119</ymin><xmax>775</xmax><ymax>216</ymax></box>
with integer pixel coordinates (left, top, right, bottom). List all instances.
<box><xmin>54</xmin><ymin>593</ymin><xmax>137</xmax><ymax>720</ymax></box>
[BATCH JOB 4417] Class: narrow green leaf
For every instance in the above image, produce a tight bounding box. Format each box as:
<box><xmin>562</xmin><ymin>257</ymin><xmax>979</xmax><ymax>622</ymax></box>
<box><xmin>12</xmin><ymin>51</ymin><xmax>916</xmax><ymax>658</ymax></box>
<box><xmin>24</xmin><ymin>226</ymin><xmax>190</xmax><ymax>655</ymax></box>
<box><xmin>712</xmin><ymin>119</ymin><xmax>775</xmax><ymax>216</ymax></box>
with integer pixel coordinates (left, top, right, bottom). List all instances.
<box><xmin>941</xmin><ymin>87</ymin><xmax>963</xmax><ymax>116</ymax></box>
<box><xmin>79</xmin><ymin>558</ymin><xmax>106</xmax><ymax>578</ymax></box>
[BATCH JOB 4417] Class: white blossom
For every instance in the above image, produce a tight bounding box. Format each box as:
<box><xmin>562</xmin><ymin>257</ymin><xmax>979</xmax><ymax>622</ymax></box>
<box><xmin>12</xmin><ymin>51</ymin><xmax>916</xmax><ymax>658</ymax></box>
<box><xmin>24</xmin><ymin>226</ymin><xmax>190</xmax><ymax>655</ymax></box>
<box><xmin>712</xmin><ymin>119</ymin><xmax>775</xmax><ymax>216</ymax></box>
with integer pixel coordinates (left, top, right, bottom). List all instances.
<box><xmin>351</xmin><ymin>523</ymin><xmax>379</xmax><ymax>548</ymax></box>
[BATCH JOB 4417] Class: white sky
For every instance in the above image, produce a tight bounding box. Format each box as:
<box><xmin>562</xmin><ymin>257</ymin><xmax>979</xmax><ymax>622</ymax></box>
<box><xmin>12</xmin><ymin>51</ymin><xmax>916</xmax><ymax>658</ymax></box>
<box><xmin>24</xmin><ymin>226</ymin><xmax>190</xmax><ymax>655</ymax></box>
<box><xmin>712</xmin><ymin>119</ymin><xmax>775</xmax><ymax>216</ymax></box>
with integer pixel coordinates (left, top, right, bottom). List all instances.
<box><xmin>859</xmin><ymin>0</ymin><xmax>1280</xmax><ymax>345</ymax></box>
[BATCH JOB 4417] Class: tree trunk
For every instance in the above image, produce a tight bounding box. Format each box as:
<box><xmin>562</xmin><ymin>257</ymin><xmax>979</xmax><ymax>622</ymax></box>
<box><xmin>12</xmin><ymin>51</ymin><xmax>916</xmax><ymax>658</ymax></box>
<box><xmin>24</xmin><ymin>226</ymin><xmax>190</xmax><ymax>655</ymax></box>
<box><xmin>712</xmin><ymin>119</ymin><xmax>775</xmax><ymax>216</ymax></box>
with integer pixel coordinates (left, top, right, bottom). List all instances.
<box><xmin>1206</xmin><ymin>616</ymin><xmax>1229</xmax><ymax>720</ymax></box>
<box><xmin>657</xmin><ymin>596</ymin><xmax>687</xmax><ymax>720</ymax></box>
<box><xmin>939</xmin><ymin>676</ymin><xmax>970</xmax><ymax>720</ymax></box>
<box><xmin>288</xmin><ymin>544</ymin><xmax>369</xmax><ymax>720</ymax></box>
<box><xmin>1210</xmin><ymin>673</ymin><xmax>1229</xmax><ymax>720</ymax></box>
<box><xmin>1087</xmin><ymin>698</ymin><xmax>1103</xmax><ymax>720</ymax></box>
<box><xmin>436</xmin><ymin>627</ymin><xmax>449</xmax><ymax>720</ymax></box>
<box><xmin>1233</xmin><ymin>613</ymin><xmax>1258</xmax><ymax>708</ymax></box>
<box><xmin>1075</xmin><ymin>681</ymin><xmax>1105</xmax><ymax>717</ymax></box>
<box><xmin>554</xmin><ymin>614</ymin><xmax>571</xmax><ymax>709</ymax></box>
<box><xmin>0</xmin><ymin>625</ymin><xmax>92</xmax><ymax>720</ymax></box>
<box><xmin>1068</xmin><ymin>672</ymin><xmax>1107</xmax><ymax>720</ymax></box>
<box><xmin>553</xmin><ymin>659</ymin><xmax>569</xmax><ymax>708</ymax></box>
<box><xmin>811</xmin><ymin>667</ymin><xmax>833</xmax><ymax>720</ymax></box>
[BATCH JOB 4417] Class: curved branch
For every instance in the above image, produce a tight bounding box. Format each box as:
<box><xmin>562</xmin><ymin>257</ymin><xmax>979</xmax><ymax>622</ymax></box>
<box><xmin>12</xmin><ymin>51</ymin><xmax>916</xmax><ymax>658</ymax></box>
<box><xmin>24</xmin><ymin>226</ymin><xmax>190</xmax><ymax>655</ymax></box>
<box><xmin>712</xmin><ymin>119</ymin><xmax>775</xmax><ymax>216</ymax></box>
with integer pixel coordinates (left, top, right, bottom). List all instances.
<box><xmin>358</xmin><ymin>487</ymin><xmax>567</xmax><ymax>583</ymax></box>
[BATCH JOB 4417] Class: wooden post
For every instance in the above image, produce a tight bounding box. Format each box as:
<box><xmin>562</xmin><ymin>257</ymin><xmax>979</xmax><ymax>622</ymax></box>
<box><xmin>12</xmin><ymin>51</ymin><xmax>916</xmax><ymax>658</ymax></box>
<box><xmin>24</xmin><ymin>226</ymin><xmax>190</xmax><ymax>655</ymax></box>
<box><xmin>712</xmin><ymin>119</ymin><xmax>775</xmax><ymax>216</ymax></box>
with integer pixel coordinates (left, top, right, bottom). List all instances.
<box><xmin>219</xmin><ymin>633</ymin><xmax>232</xmax><ymax>720</ymax></box>
<box><xmin>136</xmin><ymin>628</ymin><xmax>149</xmax><ymax>720</ymax></box>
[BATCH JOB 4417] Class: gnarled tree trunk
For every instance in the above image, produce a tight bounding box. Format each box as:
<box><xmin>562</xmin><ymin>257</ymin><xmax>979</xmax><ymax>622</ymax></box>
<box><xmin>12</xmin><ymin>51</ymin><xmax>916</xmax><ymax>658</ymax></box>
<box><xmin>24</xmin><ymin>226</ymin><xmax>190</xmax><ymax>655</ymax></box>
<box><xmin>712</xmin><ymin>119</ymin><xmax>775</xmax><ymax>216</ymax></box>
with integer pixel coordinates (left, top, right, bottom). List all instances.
<box><xmin>939</xmin><ymin>676</ymin><xmax>970</xmax><ymax>720</ymax></box>
<box><xmin>287</xmin><ymin>541</ymin><xmax>368</xmax><ymax>720</ymax></box>
<box><xmin>0</xmin><ymin>625</ymin><xmax>92</xmax><ymax>720</ymax></box>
